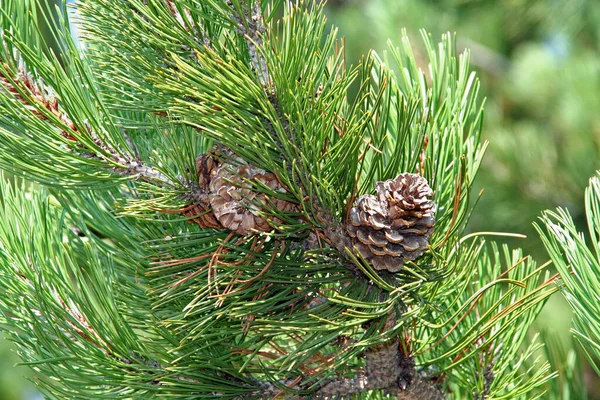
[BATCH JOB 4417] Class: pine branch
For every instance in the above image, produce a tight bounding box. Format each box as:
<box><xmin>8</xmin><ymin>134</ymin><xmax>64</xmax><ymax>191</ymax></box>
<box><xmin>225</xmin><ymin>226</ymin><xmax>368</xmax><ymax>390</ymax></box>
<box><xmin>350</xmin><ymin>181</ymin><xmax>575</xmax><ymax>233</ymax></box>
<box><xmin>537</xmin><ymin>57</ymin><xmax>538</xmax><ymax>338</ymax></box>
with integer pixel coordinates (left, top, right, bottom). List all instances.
<box><xmin>0</xmin><ymin>56</ymin><xmax>218</xmax><ymax>221</ymax></box>
<box><xmin>0</xmin><ymin>59</ymin><xmax>190</xmax><ymax>189</ymax></box>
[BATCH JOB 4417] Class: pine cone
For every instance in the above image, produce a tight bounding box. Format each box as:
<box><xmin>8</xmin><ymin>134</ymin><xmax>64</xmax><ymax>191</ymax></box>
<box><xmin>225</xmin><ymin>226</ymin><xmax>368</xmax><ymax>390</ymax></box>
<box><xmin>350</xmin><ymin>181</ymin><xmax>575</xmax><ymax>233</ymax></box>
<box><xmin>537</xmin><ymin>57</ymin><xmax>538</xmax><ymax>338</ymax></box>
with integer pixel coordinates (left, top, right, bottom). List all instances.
<box><xmin>346</xmin><ymin>173</ymin><xmax>435</xmax><ymax>272</ymax></box>
<box><xmin>208</xmin><ymin>159</ymin><xmax>297</xmax><ymax>236</ymax></box>
<box><xmin>187</xmin><ymin>149</ymin><xmax>298</xmax><ymax>235</ymax></box>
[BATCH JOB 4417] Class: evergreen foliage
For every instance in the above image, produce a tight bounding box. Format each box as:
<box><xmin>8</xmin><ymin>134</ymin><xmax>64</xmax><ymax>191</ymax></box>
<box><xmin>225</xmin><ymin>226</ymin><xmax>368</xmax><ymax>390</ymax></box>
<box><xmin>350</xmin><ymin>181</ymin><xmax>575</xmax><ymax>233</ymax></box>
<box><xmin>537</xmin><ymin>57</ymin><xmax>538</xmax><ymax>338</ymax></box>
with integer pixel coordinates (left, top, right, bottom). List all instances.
<box><xmin>538</xmin><ymin>174</ymin><xmax>600</xmax><ymax>379</ymax></box>
<box><xmin>0</xmin><ymin>0</ymin><xmax>561</xmax><ymax>398</ymax></box>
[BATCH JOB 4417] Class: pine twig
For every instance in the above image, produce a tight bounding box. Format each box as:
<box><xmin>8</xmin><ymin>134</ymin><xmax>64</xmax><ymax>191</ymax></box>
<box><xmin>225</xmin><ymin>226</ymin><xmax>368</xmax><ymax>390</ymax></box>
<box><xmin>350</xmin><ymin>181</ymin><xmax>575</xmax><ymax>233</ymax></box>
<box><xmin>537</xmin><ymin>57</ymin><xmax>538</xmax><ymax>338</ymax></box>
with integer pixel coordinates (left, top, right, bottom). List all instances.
<box><xmin>0</xmin><ymin>62</ymin><xmax>172</xmax><ymax>185</ymax></box>
<box><xmin>7</xmin><ymin>60</ymin><xmax>239</xmax><ymax>223</ymax></box>
<box><xmin>1</xmin><ymin>58</ymin><xmax>223</xmax><ymax>227</ymax></box>
<box><xmin>227</xmin><ymin>0</ymin><xmax>269</xmax><ymax>85</ymax></box>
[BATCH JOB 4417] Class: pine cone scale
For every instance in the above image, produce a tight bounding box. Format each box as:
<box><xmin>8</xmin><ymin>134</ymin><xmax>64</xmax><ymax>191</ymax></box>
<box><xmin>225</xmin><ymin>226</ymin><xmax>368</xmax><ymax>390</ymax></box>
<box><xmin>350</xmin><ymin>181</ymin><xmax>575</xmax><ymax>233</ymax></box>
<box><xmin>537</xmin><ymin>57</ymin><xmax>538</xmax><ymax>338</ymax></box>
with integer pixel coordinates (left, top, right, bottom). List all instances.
<box><xmin>384</xmin><ymin>230</ymin><xmax>404</xmax><ymax>243</ymax></box>
<box><xmin>367</xmin><ymin>231</ymin><xmax>388</xmax><ymax>247</ymax></box>
<box><xmin>369</xmin><ymin>245</ymin><xmax>389</xmax><ymax>256</ymax></box>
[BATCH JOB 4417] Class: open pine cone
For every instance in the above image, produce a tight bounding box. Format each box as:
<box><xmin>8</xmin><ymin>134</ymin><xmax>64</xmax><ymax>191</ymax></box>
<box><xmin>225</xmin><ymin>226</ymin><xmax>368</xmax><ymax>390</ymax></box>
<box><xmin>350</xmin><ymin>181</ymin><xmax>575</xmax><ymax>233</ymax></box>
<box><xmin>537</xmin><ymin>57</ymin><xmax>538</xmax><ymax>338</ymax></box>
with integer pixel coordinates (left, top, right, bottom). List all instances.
<box><xmin>346</xmin><ymin>173</ymin><xmax>436</xmax><ymax>272</ymax></box>
<box><xmin>209</xmin><ymin>162</ymin><xmax>297</xmax><ymax>235</ymax></box>
<box><xmin>187</xmin><ymin>149</ymin><xmax>297</xmax><ymax>235</ymax></box>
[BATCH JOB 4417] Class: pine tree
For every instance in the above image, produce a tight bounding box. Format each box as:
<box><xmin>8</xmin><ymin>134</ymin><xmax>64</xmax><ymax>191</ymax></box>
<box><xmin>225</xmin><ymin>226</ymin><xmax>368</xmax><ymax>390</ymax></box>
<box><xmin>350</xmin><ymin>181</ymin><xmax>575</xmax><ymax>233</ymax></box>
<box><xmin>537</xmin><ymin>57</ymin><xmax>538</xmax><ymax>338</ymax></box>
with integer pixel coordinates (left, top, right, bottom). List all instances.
<box><xmin>0</xmin><ymin>1</ymin><xmax>560</xmax><ymax>398</ymax></box>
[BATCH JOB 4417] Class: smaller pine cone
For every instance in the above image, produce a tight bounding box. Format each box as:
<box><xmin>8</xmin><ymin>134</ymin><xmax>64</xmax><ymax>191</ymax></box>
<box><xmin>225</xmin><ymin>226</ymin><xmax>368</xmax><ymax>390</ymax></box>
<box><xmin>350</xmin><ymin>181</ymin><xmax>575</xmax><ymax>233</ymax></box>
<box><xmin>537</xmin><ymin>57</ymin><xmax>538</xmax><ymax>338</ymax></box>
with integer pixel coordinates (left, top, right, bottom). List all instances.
<box><xmin>209</xmin><ymin>162</ymin><xmax>297</xmax><ymax>236</ymax></box>
<box><xmin>347</xmin><ymin>173</ymin><xmax>435</xmax><ymax>272</ymax></box>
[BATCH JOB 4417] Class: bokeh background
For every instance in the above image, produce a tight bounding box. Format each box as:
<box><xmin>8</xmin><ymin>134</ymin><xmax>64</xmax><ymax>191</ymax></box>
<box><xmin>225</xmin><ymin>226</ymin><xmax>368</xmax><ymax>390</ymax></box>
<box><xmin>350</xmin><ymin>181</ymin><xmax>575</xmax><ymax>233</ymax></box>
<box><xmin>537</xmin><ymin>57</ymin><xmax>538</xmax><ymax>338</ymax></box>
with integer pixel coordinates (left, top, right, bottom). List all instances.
<box><xmin>1</xmin><ymin>0</ymin><xmax>599</xmax><ymax>398</ymax></box>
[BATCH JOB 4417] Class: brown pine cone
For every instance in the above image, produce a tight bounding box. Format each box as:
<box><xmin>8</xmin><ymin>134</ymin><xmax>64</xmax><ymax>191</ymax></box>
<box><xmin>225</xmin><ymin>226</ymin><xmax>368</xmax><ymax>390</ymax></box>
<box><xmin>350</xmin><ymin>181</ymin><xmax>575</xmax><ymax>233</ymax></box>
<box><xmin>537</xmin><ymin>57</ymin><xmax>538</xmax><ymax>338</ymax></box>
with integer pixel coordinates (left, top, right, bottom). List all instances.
<box><xmin>347</xmin><ymin>173</ymin><xmax>435</xmax><ymax>272</ymax></box>
<box><xmin>208</xmin><ymin>160</ymin><xmax>297</xmax><ymax>236</ymax></box>
<box><xmin>185</xmin><ymin>148</ymin><xmax>297</xmax><ymax>235</ymax></box>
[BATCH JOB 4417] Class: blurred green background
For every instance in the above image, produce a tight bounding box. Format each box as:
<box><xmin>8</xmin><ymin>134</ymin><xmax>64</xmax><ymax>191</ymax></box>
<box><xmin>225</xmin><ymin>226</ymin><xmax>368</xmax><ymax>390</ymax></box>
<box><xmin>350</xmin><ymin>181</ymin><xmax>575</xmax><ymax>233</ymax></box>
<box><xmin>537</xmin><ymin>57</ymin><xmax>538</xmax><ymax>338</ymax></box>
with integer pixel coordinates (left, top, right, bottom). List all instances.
<box><xmin>1</xmin><ymin>0</ymin><xmax>599</xmax><ymax>398</ymax></box>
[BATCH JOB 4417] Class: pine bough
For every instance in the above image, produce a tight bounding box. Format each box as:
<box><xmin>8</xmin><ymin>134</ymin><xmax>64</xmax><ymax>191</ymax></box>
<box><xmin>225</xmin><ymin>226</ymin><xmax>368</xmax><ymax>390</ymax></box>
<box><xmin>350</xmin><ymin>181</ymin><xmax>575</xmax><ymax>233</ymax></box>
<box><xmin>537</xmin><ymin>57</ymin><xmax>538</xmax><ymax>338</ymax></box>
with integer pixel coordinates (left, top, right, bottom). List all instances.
<box><xmin>0</xmin><ymin>1</ymin><xmax>559</xmax><ymax>399</ymax></box>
